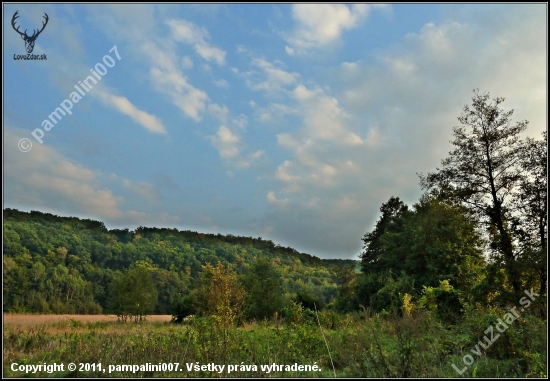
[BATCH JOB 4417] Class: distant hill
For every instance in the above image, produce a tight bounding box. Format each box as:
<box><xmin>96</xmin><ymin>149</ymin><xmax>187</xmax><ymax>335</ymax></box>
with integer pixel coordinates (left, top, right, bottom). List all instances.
<box><xmin>3</xmin><ymin>208</ymin><xmax>357</xmax><ymax>314</ymax></box>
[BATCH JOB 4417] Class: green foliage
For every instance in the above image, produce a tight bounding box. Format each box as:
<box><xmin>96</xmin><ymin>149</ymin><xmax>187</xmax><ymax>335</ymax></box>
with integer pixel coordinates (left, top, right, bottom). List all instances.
<box><xmin>108</xmin><ymin>265</ymin><xmax>158</xmax><ymax>322</ymax></box>
<box><xmin>170</xmin><ymin>293</ymin><xmax>196</xmax><ymax>323</ymax></box>
<box><xmin>194</xmin><ymin>262</ymin><xmax>246</xmax><ymax>328</ymax></box>
<box><xmin>354</xmin><ymin>195</ymin><xmax>487</xmax><ymax>316</ymax></box>
<box><xmin>3</xmin><ymin>208</ymin><xmax>343</xmax><ymax>315</ymax></box>
<box><xmin>332</xmin><ymin>263</ymin><xmax>358</xmax><ymax>312</ymax></box>
<box><xmin>241</xmin><ymin>256</ymin><xmax>284</xmax><ymax>320</ymax></box>
<box><xmin>514</xmin><ymin>131</ymin><xmax>547</xmax><ymax>297</ymax></box>
<box><xmin>360</xmin><ymin>196</ymin><xmax>408</xmax><ymax>275</ymax></box>
<box><xmin>401</xmin><ymin>293</ymin><xmax>414</xmax><ymax>317</ymax></box>
<box><xmin>294</xmin><ymin>291</ymin><xmax>324</xmax><ymax>311</ymax></box>
<box><xmin>282</xmin><ymin>301</ymin><xmax>304</xmax><ymax>326</ymax></box>
<box><xmin>355</xmin><ymin>270</ymin><xmax>415</xmax><ymax>315</ymax></box>
<box><xmin>4</xmin><ymin>311</ymin><xmax>545</xmax><ymax>378</ymax></box>
<box><xmin>317</xmin><ymin>309</ymin><xmax>341</xmax><ymax>329</ymax></box>
<box><xmin>417</xmin><ymin>279</ymin><xmax>463</xmax><ymax>323</ymax></box>
<box><xmin>419</xmin><ymin>90</ymin><xmax>546</xmax><ymax>297</ymax></box>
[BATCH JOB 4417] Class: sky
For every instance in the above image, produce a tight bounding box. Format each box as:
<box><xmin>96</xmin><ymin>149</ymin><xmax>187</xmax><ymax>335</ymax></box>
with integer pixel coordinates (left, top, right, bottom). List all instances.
<box><xmin>3</xmin><ymin>3</ymin><xmax>547</xmax><ymax>260</ymax></box>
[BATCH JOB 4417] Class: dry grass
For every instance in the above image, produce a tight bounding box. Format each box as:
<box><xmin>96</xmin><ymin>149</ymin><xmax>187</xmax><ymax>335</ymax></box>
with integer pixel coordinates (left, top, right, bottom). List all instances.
<box><xmin>3</xmin><ymin>314</ymin><xmax>172</xmax><ymax>327</ymax></box>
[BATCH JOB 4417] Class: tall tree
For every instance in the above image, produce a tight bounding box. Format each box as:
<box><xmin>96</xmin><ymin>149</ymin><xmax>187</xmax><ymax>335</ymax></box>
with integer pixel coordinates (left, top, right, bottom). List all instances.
<box><xmin>419</xmin><ymin>89</ymin><xmax>529</xmax><ymax>294</ymax></box>
<box><xmin>357</xmin><ymin>196</ymin><xmax>486</xmax><ymax>312</ymax></box>
<box><xmin>514</xmin><ymin>131</ymin><xmax>547</xmax><ymax>295</ymax></box>
<box><xmin>381</xmin><ymin>197</ymin><xmax>486</xmax><ymax>292</ymax></box>
<box><xmin>360</xmin><ymin>196</ymin><xmax>408</xmax><ymax>274</ymax></box>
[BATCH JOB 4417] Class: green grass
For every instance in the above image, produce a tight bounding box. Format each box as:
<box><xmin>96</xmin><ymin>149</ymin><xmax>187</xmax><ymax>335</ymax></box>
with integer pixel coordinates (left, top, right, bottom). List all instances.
<box><xmin>3</xmin><ymin>311</ymin><xmax>547</xmax><ymax>378</ymax></box>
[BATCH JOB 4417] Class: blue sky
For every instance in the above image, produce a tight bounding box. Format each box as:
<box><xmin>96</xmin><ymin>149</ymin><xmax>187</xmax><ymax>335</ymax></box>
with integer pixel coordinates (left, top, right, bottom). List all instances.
<box><xmin>4</xmin><ymin>4</ymin><xmax>546</xmax><ymax>259</ymax></box>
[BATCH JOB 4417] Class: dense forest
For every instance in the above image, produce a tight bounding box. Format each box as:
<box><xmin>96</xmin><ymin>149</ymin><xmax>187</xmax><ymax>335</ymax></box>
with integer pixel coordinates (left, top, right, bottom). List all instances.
<box><xmin>3</xmin><ymin>207</ymin><xmax>355</xmax><ymax>317</ymax></box>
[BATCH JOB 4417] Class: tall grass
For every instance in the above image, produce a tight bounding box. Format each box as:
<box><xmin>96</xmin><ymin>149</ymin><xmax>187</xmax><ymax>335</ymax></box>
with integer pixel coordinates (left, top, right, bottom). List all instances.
<box><xmin>4</xmin><ymin>310</ymin><xmax>547</xmax><ymax>378</ymax></box>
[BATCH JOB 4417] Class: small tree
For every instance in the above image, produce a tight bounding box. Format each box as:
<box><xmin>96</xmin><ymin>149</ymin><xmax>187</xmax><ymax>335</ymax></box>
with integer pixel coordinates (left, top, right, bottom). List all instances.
<box><xmin>109</xmin><ymin>265</ymin><xmax>158</xmax><ymax>322</ymax></box>
<box><xmin>333</xmin><ymin>263</ymin><xmax>358</xmax><ymax>312</ymax></box>
<box><xmin>241</xmin><ymin>256</ymin><xmax>283</xmax><ymax>320</ymax></box>
<box><xmin>195</xmin><ymin>262</ymin><xmax>246</xmax><ymax>328</ymax></box>
<box><xmin>171</xmin><ymin>293</ymin><xmax>196</xmax><ymax>323</ymax></box>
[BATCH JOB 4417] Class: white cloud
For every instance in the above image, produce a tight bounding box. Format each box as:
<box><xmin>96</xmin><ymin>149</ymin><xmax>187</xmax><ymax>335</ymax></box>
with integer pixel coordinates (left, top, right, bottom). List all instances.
<box><xmin>122</xmin><ymin>179</ymin><xmax>162</xmax><ymax>203</ymax></box>
<box><xmin>251</xmin><ymin>150</ymin><xmax>264</xmax><ymax>160</ymax></box>
<box><xmin>210</xmin><ymin>125</ymin><xmax>240</xmax><ymax>160</ymax></box>
<box><xmin>11</xmin><ymin>6</ymin><xmax>170</xmax><ymax>140</ymax></box>
<box><xmin>181</xmin><ymin>56</ymin><xmax>194</xmax><ymax>69</ymax></box>
<box><xmin>167</xmin><ymin>19</ymin><xmax>226</xmax><ymax>65</ymax></box>
<box><xmin>243</xmin><ymin>57</ymin><xmax>299</xmax><ymax>93</ymax></box>
<box><xmin>208</xmin><ymin>103</ymin><xmax>248</xmax><ymax>130</ymax></box>
<box><xmin>85</xmin><ymin>8</ymin><xmax>212</xmax><ymax>122</ymax></box>
<box><xmin>5</xmin><ymin>128</ymin><xmax>178</xmax><ymax>226</ymax></box>
<box><xmin>290</xmin><ymin>84</ymin><xmax>363</xmax><ymax>144</ymax></box>
<box><xmin>208</xmin><ymin>103</ymin><xmax>230</xmax><ymax>123</ymax></box>
<box><xmin>208</xmin><ymin>124</ymin><xmax>263</xmax><ymax>169</ymax></box>
<box><xmin>253</xmin><ymin>58</ymin><xmax>298</xmax><ymax>89</ymax></box>
<box><xmin>148</xmin><ymin>62</ymin><xmax>209</xmax><ymax>121</ymax></box>
<box><xmin>140</xmin><ymin>40</ymin><xmax>209</xmax><ymax>122</ymax></box>
<box><xmin>267</xmin><ymin>191</ymin><xmax>289</xmax><ymax>207</ymax></box>
<box><xmin>232</xmin><ymin>114</ymin><xmax>248</xmax><ymax>130</ymax></box>
<box><xmin>96</xmin><ymin>90</ymin><xmax>166</xmax><ymax>134</ymax></box>
<box><xmin>213</xmin><ymin>78</ymin><xmax>229</xmax><ymax>88</ymax></box>
<box><xmin>255</xmin><ymin>102</ymin><xmax>298</xmax><ymax>124</ymax></box>
<box><xmin>195</xmin><ymin>44</ymin><xmax>226</xmax><ymax>66</ymax></box>
<box><xmin>286</xmin><ymin>4</ymin><xmax>386</xmax><ymax>54</ymax></box>
<box><xmin>5</xmin><ymin>130</ymin><xmax>123</xmax><ymax>220</ymax></box>
<box><xmin>261</xmin><ymin>5</ymin><xmax>545</xmax><ymax>258</ymax></box>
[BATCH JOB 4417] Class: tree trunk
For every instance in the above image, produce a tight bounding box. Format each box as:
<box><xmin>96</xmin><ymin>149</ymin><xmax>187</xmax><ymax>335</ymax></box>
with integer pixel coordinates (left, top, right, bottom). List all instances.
<box><xmin>485</xmin><ymin>139</ymin><xmax>521</xmax><ymax>294</ymax></box>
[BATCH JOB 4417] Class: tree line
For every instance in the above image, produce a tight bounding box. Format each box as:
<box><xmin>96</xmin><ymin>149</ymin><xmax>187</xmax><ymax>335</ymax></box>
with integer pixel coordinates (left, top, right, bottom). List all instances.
<box><xmin>3</xmin><ymin>210</ymin><xmax>345</xmax><ymax>318</ymax></box>
<box><xmin>334</xmin><ymin>89</ymin><xmax>546</xmax><ymax>320</ymax></box>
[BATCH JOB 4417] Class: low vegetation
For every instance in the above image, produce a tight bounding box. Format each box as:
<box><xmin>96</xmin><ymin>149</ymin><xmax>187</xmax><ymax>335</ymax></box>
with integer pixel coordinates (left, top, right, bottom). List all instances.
<box><xmin>4</xmin><ymin>307</ymin><xmax>546</xmax><ymax>378</ymax></box>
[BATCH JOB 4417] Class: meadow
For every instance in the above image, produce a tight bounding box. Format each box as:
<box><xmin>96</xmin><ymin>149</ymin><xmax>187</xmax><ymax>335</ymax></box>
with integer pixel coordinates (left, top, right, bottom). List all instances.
<box><xmin>3</xmin><ymin>309</ymin><xmax>547</xmax><ymax>378</ymax></box>
<box><xmin>4</xmin><ymin>314</ymin><xmax>172</xmax><ymax>326</ymax></box>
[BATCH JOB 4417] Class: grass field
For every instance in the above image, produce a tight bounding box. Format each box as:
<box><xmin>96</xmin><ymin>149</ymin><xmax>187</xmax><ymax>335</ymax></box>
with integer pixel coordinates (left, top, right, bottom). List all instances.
<box><xmin>3</xmin><ymin>312</ymin><xmax>547</xmax><ymax>378</ymax></box>
<box><xmin>4</xmin><ymin>314</ymin><xmax>172</xmax><ymax>327</ymax></box>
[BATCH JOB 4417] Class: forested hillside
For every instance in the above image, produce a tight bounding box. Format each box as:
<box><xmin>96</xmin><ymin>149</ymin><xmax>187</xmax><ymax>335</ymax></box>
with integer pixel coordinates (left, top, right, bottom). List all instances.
<box><xmin>3</xmin><ymin>208</ymin><xmax>353</xmax><ymax>315</ymax></box>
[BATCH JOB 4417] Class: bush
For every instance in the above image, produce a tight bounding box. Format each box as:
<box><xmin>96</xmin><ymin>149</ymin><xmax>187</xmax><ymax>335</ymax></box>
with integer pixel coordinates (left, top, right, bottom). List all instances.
<box><xmin>171</xmin><ymin>293</ymin><xmax>196</xmax><ymax>324</ymax></box>
<box><xmin>294</xmin><ymin>291</ymin><xmax>324</xmax><ymax>310</ymax></box>
<box><xmin>318</xmin><ymin>309</ymin><xmax>341</xmax><ymax>329</ymax></box>
<box><xmin>418</xmin><ymin>280</ymin><xmax>463</xmax><ymax>324</ymax></box>
<box><xmin>282</xmin><ymin>301</ymin><xmax>303</xmax><ymax>325</ymax></box>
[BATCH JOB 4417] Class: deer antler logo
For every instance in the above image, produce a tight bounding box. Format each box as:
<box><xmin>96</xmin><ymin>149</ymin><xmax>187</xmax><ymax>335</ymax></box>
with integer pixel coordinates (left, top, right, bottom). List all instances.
<box><xmin>12</xmin><ymin>10</ymin><xmax>49</xmax><ymax>54</ymax></box>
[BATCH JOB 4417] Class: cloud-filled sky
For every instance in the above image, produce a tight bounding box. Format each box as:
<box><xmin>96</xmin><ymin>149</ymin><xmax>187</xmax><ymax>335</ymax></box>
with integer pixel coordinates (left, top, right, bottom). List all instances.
<box><xmin>4</xmin><ymin>4</ymin><xmax>546</xmax><ymax>259</ymax></box>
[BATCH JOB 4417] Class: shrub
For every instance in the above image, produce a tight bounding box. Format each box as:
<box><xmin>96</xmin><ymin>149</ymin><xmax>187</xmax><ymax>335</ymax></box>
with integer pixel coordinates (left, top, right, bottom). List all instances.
<box><xmin>282</xmin><ymin>301</ymin><xmax>303</xmax><ymax>325</ymax></box>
